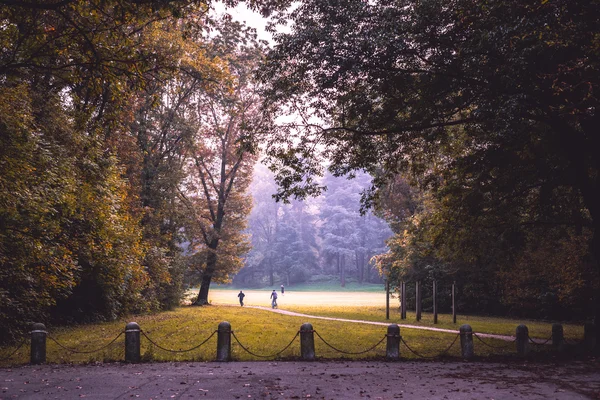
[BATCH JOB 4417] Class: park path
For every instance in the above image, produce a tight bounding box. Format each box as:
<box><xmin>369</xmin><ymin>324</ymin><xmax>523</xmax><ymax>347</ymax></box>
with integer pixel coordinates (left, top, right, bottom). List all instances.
<box><xmin>245</xmin><ymin>305</ymin><xmax>519</xmax><ymax>343</ymax></box>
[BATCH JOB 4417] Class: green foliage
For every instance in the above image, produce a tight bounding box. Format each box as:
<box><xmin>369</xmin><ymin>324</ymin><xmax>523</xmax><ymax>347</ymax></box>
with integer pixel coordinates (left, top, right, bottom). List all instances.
<box><xmin>0</xmin><ymin>85</ymin><xmax>79</xmax><ymax>341</ymax></box>
<box><xmin>261</xmin><ymin>0</ymin><xmax>600</xmax><ymax>323</ymax></box>
<box><xmin>0</xmin><ymin>83</ymin><xmax>150</xmax><ymax>339</ymax></box>
<box><xmin>0</xmin><ymin>0</ymin><xmax>258</xmax><ymax>343</ymax></box>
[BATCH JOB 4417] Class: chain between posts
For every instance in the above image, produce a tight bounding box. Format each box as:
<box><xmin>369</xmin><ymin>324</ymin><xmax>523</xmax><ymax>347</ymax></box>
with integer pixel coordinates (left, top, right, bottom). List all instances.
<box><xmin>473</xmin><ymin>333</ymin><xmax>516</xmax><ymax>349</ymax></box>
<box><xmin>401</xmin><ymin>334</ymin><xmax>460</xmax><ymax>359</ymax></box>
<box><xmin>563</xmin><ymin>337</ymin><xmax>582</xmax><ymax>345</ymax></box>
<box><xmin>528</xmin><ymin>335</ymin><xmax>552</xmax><ymax>346</ymax></box>
<box><xmin>313</xmin><ymin>331</ymin><xmax>387</xmax><ymax>355</ymax></box>
<box><xmin>0</xmin><ymin>338</ymin><xmax>29</xmax><ymax>362</ymax></box>
<box><xmin>140</xmin><ymin>330</ymin><xmax>217</xmax><ymax>353</ymax></box>
<box><xmin>232</xmin><ymin>331</ymin><xmax>299</xmax><ymax>358</ymax></box>
<box><xmin>47</xmin><ymin>332</ymin><xmax>124</xmax><ymax>354</ymax></box>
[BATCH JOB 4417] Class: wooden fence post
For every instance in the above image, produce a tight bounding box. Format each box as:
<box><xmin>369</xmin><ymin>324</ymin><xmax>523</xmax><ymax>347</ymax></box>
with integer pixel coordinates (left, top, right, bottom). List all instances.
<box><xmin>385</xmin><ymin>279</ymin><xmax>390</xmax><ymax>320</ymax></box>
<box><xmin>415</xmin><ymin>281</ymin><xmax>421</xmax><ymax>321</ymax></box>
<box><xmin>452</xmin><ymin>282</ymin><xmax>456</xmax><ymax>324</ymax></box>
<box><xmin>401</xmin><ymin>281</ymin><xmax>406</xmax><ymax>320</ymax></box>
<box><xmin>433</xmin><ymin>280</ymin><xmax>438</xmax><ymax>324</ymax></box>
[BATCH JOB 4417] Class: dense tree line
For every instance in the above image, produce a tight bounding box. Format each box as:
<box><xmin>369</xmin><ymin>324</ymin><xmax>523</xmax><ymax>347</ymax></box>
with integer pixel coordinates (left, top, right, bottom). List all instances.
<box><xmin>0</xmin><ymin>0</ymin><xmax>275</xmax><ymax>343</ymax></box>
<box><xmin>260</xmin><ymin>0</ymin><xmax>600</xmax><ymax>324</ymax></box>
<box><xmin>2</xmin><ymin>0</ymin><xmax>598</xmax><ymax>346</ymax></box>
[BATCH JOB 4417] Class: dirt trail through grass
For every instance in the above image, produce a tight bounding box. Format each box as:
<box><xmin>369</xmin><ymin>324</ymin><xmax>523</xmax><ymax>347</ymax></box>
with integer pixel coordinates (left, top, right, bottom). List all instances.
<box><xmin>245</xmin><ymin>305</ymin><xmax>517</xmax><ymax>342</ymax></box>
<box><xmin>209</xmin><ymin>289</ymin><xmax>518</xmax><ymax>342</ymax></box>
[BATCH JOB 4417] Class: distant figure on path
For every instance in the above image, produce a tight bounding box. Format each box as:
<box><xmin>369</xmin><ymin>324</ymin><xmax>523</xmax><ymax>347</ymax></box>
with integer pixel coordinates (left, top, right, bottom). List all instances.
<box><xmin>270</xmin><ymin>289</ymin><xmax>278</xmax><ymax>308</ymax></box>
<box><xmin>281</xmin><ymin>284</ymin><xmax>285</xmax><ymax>295</ymax></box>
<box><xmin>238</xmin><ymin>290</ymin><xmax>245</xmax><ymax>306</ymax></box>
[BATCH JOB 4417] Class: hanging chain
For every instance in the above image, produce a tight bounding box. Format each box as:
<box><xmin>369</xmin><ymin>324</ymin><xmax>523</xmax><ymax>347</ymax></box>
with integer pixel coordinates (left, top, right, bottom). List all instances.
<box><xmin>232</xmin><ymin>331</ymin><xmax>299</xmax><ymax>358</ymax></box>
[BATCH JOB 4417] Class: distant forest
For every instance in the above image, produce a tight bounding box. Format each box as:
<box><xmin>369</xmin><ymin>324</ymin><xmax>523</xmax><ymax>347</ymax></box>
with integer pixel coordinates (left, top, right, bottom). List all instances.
<box><xmin>236</xmin><ymin>166</ymin><xmax>392</xmax><ymax>288</ymax></box>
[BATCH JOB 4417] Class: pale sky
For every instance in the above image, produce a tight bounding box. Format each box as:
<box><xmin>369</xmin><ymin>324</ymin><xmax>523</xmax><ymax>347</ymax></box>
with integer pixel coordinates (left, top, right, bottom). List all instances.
<box><xmin>211</xmin><ymin>2</ymin><xmax>274</xmax><ymax>43</ymax></box>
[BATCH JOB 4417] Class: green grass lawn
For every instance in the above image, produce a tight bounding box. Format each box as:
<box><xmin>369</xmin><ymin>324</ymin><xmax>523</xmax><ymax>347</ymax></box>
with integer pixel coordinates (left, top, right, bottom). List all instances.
<box><xmin>209</xmin><ymin>280</ymin><xmax>385</xmax><ymax>293</ymax></box>
<box><xmin>0</xmin><ymin>290</ymin><xmax>586</xmax><ymax>366</ymax></box>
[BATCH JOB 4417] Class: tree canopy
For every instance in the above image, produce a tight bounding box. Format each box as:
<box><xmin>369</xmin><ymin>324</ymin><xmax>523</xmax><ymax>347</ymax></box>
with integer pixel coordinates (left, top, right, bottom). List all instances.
<box><xmin>260</xmin><ymin>0</ymin><xmax>600</xmax><ymax>326</ymax></box>
<box><xmin>0</xmin><ymin>0</ymin><xmax>281</xmax><ymax>343</ymax></box>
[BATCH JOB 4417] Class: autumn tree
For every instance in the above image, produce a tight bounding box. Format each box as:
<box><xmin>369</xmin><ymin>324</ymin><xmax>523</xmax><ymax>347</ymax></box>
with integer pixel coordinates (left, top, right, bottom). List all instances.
<box><xmin>180</xmin><ymin>21</ymin><xmax>271</xmax><ymax>305</ymax></box>
<box><xmin>0</xmin><ymin>0</ymin><xmax>251</xmax><ymax>341</ymax></box>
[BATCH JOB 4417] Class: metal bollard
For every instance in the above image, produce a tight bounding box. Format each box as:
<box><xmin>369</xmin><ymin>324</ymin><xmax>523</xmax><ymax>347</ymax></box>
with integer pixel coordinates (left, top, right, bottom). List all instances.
<box><xmin>30</xmin><ymin>323</ymin><xmax>47</xmax><ymax>364</ymax></box>
<box><xmin>125</xmin><ymin>322</ymin><xmax>141</xmax><ymax>363</ymax></box>
<box><xmin>552</xmin><ymin>323</ymin><xmax>564</xmax><ymax>351</ymax></box>
<box><xmin>216</xmin><ymin>321</ymin><xmax>232</xmax><ymax>362</ymax></box>
<box><xmin>386</xmin><ymin>324</ymin><xmax>401</xmax><ymax>360</ymax></box>
<box><xmin>584</xmin><ymin>323</ymin><xmax>596</xmax><ymax>352</ymax></box>
<box><xmin>300</xmin><ymin>323</ymin><xmax>315</xmax><ymax>361</ymax></box>
<box><xmin>459</xmin><ymin>324</ymin><xmax>474</xmax><ymax>360</ymax></box>
<box><xmin>516</xmin><ymin>324</ymin><xmax>529</xmax><ymax>357</ymax></box>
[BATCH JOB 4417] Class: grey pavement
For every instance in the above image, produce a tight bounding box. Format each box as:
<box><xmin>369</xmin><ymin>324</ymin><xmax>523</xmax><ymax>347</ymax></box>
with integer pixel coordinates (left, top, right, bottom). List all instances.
<box><xmin>1</xmin><ymin>360</ymin><xmax>599</xmax><ymax>399</ymax></box>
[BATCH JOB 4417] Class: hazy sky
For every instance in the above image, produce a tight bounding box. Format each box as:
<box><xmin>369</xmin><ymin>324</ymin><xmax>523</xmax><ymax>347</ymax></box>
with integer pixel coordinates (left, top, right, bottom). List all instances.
<box><xmin>212</xmin><ymin>2</ymin><xmax>273</xmax><ymax>43</ymax></box>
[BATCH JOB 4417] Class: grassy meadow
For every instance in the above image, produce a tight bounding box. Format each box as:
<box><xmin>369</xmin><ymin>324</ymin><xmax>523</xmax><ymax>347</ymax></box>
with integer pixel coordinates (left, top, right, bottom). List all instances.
<box><xmin>0</xmin><ymin>287</ymin><xmax>586</xmax><ymax>366</ymax></box>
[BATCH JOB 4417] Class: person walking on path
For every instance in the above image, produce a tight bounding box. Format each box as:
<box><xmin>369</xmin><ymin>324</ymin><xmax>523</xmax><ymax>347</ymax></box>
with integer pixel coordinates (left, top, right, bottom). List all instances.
<box><xmin>281</xmin><ymin>284</ymin><xmax>285</xmax><ymax>295</ymax></box>
<box><xmin>270</xmin><ymin>289</ymin><xmax>278</xmax><ymax>308</ymax></box>
<box><xmin>238</xmin><ymin>290</ymin><xmax>245</xmax><ymax>306</ymax></box>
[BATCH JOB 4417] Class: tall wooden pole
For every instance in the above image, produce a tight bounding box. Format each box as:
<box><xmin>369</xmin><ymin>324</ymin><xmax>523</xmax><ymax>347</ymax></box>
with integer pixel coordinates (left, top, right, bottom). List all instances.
<box><xmin>385</xmin><ymin>279</ymin><xmax>390</xmax><ymax>320</ymax></box>
<box><xmin>433</xmin><ymin>280</ymin><xmax>438</xmax><ymax>324</ymax></box>
<box><xmin>401</xmin><ymin>281</ymin><xmax>406</xmax><ymax>320</ymax></box>
<box><xmin>452</xmin><ymin>281</ymin><xmax>457</xmax><ymax>324</ymax></box>
<box><xmin>416</xmin><ymin>281</ymin><xmax>421</xmax><ymax>321</ymax></box>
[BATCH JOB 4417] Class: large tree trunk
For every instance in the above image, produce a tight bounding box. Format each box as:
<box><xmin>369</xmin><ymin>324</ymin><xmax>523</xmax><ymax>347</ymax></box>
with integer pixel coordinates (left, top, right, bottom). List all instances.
<box><xmin>195</xmin><ymin>242</ymin><xmax>218</xmax><ymax>305</ymax></box>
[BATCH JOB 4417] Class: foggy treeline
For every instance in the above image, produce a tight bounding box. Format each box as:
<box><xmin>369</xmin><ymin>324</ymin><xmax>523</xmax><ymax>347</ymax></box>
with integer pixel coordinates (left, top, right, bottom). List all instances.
<box><xmin>236</xmin><ymin>165</ymin><xmax>392</xmax><ymax>288</ymax></box>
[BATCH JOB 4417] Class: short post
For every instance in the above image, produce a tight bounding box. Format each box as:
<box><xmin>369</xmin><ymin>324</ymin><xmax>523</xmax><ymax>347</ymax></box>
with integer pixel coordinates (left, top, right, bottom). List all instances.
<box><xmin>415</xmin><ymin>281</ymin><xmax>421</xmax><ymax>321</ymax></box>
<box><xmin>433</xmin><ymin>280</ymin><xmax>438</xmax><ymax>324</ymax></box>
<box><xmin>300</xmin><ymin>323</ymin><xmax>315</xmax><ymax>361</ymax></box>
<box><xmin>125</xmin><ymin>322</ymin><xmax>141</xmax><ymax>363</ymax></box>
<box><xmin>552</xmin><ymin>323</ymin><xmax>564</xmax><ymax>351</ymax></box>
<box><xmin>584</xmin><ymin>323</ymin><xmax>596</xmax><ymax>352</ymax></box>
<box><xmin>30</xmin><ymin>323</ymin><xmax>47</xmax><ymax>364</ymax></box>
<box><xmin>459</xmin><ymin>324</ymin><xmax>474</xmax><ymax>360</ymax></box>
<box><xmin>452</xmin><ymin>282</ymin><xmax>456</xmax><ymax>324</ymax></box>
<box><xmin>386</xmin><ymin>324</ymin><xmax>401</xmax><ymax>360</ymax></box>
<box><xmin>216</xmin><ymin>321</ymin><xmax>232</xmax><ymax>362</ymax></box>
<box><xmin>516</xmin><ymin>324</ymin><xmax>529</xmax><ymax>357</ymax></box>
<box><xmin>400</xmin><ymin>281</ymin><xmax>406</xmax><ymax>320</ymax></box>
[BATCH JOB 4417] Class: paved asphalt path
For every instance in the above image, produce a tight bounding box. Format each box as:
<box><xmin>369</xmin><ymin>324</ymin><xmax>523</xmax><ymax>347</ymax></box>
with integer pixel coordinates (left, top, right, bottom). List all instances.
<box><xmin>1</xmin><ymin>359</ymin><xmax>600</xmax><ymax>399</ymax></box>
